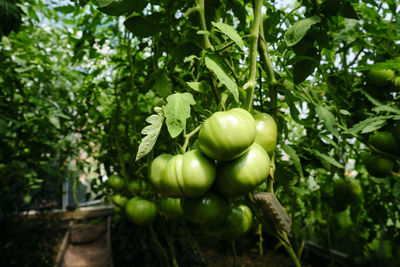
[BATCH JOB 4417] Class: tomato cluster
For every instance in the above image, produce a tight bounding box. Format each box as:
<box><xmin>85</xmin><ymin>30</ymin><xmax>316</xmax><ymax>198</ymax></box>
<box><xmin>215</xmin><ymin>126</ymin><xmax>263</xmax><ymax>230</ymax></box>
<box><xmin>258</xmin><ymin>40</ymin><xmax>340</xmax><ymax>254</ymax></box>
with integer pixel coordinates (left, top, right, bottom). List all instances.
<box><xmin>145</xmin><ymin>108</ymin><xmax>277</xmax><ymax>238</ymax></box>
<box><xmin>107</xmin><ymin>108</ymin><xmax>277</xmax><ymax>236</ymax></box>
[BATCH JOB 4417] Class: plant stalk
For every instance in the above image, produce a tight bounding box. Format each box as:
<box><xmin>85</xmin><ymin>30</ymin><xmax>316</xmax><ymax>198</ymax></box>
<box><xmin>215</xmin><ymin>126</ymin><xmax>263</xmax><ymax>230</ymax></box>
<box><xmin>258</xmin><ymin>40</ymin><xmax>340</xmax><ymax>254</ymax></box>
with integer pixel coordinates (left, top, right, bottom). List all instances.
<box><xmin>244</xmin><ymin>0</ymin><xmax>263</xmax><ymax>111</ymax></box>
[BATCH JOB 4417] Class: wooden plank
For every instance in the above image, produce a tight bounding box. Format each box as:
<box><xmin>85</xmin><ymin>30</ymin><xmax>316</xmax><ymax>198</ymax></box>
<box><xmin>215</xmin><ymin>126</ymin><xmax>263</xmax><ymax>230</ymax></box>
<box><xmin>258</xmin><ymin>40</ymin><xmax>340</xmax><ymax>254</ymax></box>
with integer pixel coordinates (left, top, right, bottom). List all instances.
<box><xmin>26</xmin><ymin>205</ymin><xmax>115</xmax><ymax>220</ymax></box>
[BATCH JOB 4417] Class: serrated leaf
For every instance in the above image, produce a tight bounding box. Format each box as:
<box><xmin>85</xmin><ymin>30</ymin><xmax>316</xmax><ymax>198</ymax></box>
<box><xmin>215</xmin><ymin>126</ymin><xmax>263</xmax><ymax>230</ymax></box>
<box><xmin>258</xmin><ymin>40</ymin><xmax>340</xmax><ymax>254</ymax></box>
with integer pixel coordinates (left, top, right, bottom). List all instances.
<box><xmin>186</xmin><ymin>82</ymin><xmax>206</xmax><ymax>93</ymax></box>
<box><xmin>282</xmin><ymin>144</ymin><xmax>304</xmax><ymax>177</ymax></box>
<box><xmin>212</xmin><ymin>22</ymin><xmax>244</xmax><ymax>50</ymax></box>
<box><xmin>205</xmin><ymin>56</ymin><xmax>239</xmax><ymax>102</ymax></box>
<box><xmin>311</xmin><ymin>150</ymin><xmax>344</xmax><ymax>169</ymax></box>
<box><xmin>164</xmin><ymin>93</ymin><xmax>195</xmax><ymax>138</ymax></box>
<box><xmin>135</xmin><ymin>113</ymin><xmax>164</xmax><ymax>161</ymax></box>
<box><xmin>361</xmin><ymin>120</ymin><xmax>386</xmax><ymax>133</ymax></box>
<box><xmin>153</xmin><ymin>71</ymin><xmax>172</xmax><ymax>98</ymax></box>
<box><xmin>284</xmin><ymin>16</ymin><xmax>321</xmax><ymax>47</ymax></box>
<box><xmin>348</xmin><ymin>116</ymin><xmax>394</xmax><ymax>134</ymax></box>
<box><xmin>315</xmin><ymin>104</ymin><xmax>338</xmax><ymax>138</ymax></box>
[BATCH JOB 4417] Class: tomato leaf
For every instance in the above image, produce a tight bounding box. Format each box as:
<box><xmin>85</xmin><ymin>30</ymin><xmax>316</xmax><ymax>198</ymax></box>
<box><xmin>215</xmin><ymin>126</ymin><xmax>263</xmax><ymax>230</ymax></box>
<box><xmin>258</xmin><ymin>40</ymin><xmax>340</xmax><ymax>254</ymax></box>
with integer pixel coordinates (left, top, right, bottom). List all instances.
<box><xmin>315</xmin><ymin>104</ymin><xmax>338</xmax><ymax>138</ymax></box>
<box><xmin>212</xmin><ymin>22</ymin><xmax>244</xmax><ymax>50</ymax></box>
<box><xmin>284</xmin><ymin>16</ymin><xmax>321</xmax><ymax>47</ymax></box>
<box><xmin>205</xmin><ymin>56</ymin><xmax>239</xmax><ymax>102</ymax></box>
<box><xmin>153</xmin><ymin>71</ymin><xmax>172</xmax><ymax>98</ymax></box>
<box><xmin>164</xmin><ymin>93</ymin><xmax>195</xmax><ymax>138</ymax></box>
<box><xmin>136</xmin><ymin>112</ymin><xmax>164</xmax><ymax>161</ymax></box>
<box><xmin>311</xmin><ymin>150</ymin><xmax>344</xmax><ymax>169</ymax></box>
<box><xmin>282</xmin><ymin>144</ymin><xmax>304</xmax><ymax>178</ymax></box>
<box><xmin>186</xmin><ymin>81</ymin><xmax>207</xmax><ymax>93</ymax></box>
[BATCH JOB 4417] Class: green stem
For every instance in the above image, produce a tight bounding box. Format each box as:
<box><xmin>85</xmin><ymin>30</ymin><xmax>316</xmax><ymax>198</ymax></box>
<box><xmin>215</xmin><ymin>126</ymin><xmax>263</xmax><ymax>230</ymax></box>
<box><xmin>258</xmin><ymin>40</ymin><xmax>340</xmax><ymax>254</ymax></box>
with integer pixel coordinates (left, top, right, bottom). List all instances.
<box><xmin>231</xmin><ymin>240</ymin><xmax>237</xmax><ymax>267</ymax></box>
<box><xmin>278</xmin><ymin>232</ymin><xmax>302</xmax><ymax>267</ymax></box>
<box><xmin>244</xmin><ymin>0</ymin><xmax>263</xmax><ymax>111</ymax></box>
<box><xmin>258</xmin><ymin>223</ymin><xmax>264</xmax><ymax>256</ymax></box>
<box><xmin>182</xmin><ymin>124</ymin><xmax>202</xmax><ymax>152</ymax></box>
<box><xmin>195</xmin><ymin>0</ymin><xmax>213</xmax><ymax>50</ymax></box>
<box><xmin>148</xmin><ymin>225</ymin><xmax>170</xmax><ymax>263</ymax></box>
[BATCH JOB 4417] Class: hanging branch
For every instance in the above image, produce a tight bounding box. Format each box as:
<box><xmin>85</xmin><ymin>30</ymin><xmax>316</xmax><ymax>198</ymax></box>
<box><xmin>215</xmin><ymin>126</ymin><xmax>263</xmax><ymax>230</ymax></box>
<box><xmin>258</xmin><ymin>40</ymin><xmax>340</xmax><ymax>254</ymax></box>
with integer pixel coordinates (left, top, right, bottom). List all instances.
<box><xmin>243</xmin><ymin>0</ymin><xmax>263</xmax><ymax>111</ymax></box>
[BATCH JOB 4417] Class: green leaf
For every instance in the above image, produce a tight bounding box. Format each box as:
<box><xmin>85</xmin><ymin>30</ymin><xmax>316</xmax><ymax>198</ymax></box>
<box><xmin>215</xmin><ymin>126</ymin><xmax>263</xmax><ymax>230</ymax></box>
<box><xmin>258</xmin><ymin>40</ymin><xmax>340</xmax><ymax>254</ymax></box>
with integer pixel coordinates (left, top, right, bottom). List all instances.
<box><xmin>284</xmin><ymin>16</ymin><xmax>321</xmax><ymax>47</ymax></box>
<box><xmin>136</xmin><ymin>113</ymin><xmax>164</xmax><ymax>161</ymax></box>
<box><xmin>186</xmin><ymin>81</ymin><xmax>207</xmax><ymax>93</ymax></box>
<box><xmin>315</xmin><ymin>104</ymin><xmax>338</xmax><ymax>138</ymax></box>
<box><xmin>97</xmin><ymin>0</ymin><xmax>146</xmax><ymax>16</ymax></box>
<box><xmin>164</xmin><ymin>93</ymin><xmax>195</xmax><ymax>138</ymax></box>
<box><xmin>212</xmin><ymin>22</ymin><xmax>244</xmax><ymax>50</ymax></box>
<box><xmin>348</xmin><ymin>116</ymin><xmax>394</xmax><ymax>134</ymax></box>
<box><xmin>153</xmin><ymin>71</ymin><xmax>172</xmax><ymax>98</ymax></box>
<box><xmin>205</xmin><ymin>56</ymin><xmax>239</xmax><ymax>102</ymax></box>
<box><xmin>282</xmin><ymin>144</ymin><xmax>304</xmax><ymax>177</ymax></box>
<box><xmin>311</xmin><ymin>150</ymin><xmax>344</xmax><ymax>169</ymax></box>
<box><xmin>54</xmin><ymin>5</ymin><xmax>76</xmax><ymax>14</ymax></box>
<box><xmin>124</xmin><ymin>16</ymin><xmax>151</xmax><ymax>38</ymax></box>
<box><xmin>49</xmin><ymin>116</ymin><xmax>60</xmax><ymax>129</ymax></box>
<box><xmin>361</xmin><ymin>120</ymin><xmax>386</xmax><ymax>134</ymax></box>
<box><xmin>340</xmin><ymin>2</ymin><xmax>358</xmax><ymax>20</ymax></box>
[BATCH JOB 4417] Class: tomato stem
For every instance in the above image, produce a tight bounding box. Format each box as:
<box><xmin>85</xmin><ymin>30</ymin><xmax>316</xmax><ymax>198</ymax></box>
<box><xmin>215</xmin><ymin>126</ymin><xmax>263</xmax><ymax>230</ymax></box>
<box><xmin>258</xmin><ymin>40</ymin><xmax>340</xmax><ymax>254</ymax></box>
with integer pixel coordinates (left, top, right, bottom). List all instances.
<box><xmin>182</xmin><ymin>124</ymin><xmax>202</xmax><ymax>152</ymax></box>
<box><xmin>148</xmin><ymin>225</ymin><xmax>170</xmax><ymax>263</ymax></box>
<box><xmin>244</xmin><ymin>0</ymin><xmax>263</xmax><ymax>112</ymax></box>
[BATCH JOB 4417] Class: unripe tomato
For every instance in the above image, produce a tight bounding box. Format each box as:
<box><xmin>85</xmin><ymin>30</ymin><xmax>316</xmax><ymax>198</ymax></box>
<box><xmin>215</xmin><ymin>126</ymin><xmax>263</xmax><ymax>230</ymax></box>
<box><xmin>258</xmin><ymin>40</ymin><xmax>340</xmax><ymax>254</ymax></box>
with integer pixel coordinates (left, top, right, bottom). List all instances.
<box><xmin>181</xmin><ymin>192</ymin><xmax>229</xmax><ymax>226</ymax></box>
<box><xmin>364</xmin><ymin>154</ymin><xmax>393</xmax><ymax>178</ymax></box>
<box><xmin>368</xmin><ymin>131</ymin><xmax>399</xmax><ymax>154</ymax></box>
<box><xmin>111</xmin><ymin>193</ymin><xmax>128</xmax><ymax>208</ymax></box>
<box><xmin>215</xmin><ymin>143</ymin><xmax>270</xmax><ymax>197</ymax></box>
<box><xmin>160</xmin><ymin>197</ymin><xmax>184</xmax><ymax>220</ymax></box>
<box><xmin>108</xmin><ymin>175</ymin><xmax>125</xmax><ymax>192</ymax></box>
<box><xmin>202</xmin><ymin>204</ymin><xmax>253</xmax><ymax>240</ymax></box>
<box><xmin>149</xmin><ymin>154</ymin><xmax>173</xmax><ymax>192</ymax></box>
<box><xmin>394</xmin><ymin>76</ymin><xmax>400</xmax><ymax>89</ymax></box>
<box><xmin>367</xmin><ymin>69</ymin><xmax>395</xmax><ymax>86</ymax></box>
<box><xmin>125</xmin><ymin>197</ymin><xmax>158</xmax><ymax>226</ymax></box>
<box><xmin>332</xmin><ymin>178</ymin><xmax>362</xmax><ymax>211</ymax></box>
<box><xmin>198</xmin><ymin>108</ymin><xmax>256</xmax><ymax>161</ymax></box>
<box><xmin>127</xmin><ymin>180</ymin><xmax>147</xmax><ymax>195</ymax></box>
<box><xmin>254</xmin><ymin>113</ymin><xmax>277</xmax><ymax>155</ymax></box>
<box><xmin>160</xmin><ymin>150</ymin><xmax>216</xmax><ymax>197</ymax></box>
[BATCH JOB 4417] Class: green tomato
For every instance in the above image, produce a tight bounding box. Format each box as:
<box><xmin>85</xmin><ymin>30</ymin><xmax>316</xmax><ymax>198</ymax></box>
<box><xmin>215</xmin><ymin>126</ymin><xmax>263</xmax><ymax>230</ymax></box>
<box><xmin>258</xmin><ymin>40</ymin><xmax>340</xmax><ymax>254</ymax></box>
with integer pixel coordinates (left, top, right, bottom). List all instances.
<box><xmin>368</xmin><ymin>131</ymin><xmax>399</xmax><ymax>154</ymax></box>
<box><xmin>160</xmin><ymin>197</ymin><xmax>184</xmax><ymax>220</ymax></box>
<box><xmin>111</xmin><ymin>193</ymin><xmax>128</xmax><ymax>208</ymax></box>
<box><xmin>254</xmin><ymin>113</ymin><xmax>277</xmax><ymax>155</ymax></box>
<box><xmin>125</xmin><ymin>197</ymin><xmax>158</xmax><ymax>226</ymax></box>
<box><xmin>364</xmin><ymin>154</ymin><xmax>393</xmax><ymax>178</ymax></box>
<box><xmin>149</xmin><ymin>154</ymin><xmax>173</xmax><ymax>192</ymax></box>
<box><xmin>181</xmin><ymin>192</ymin><xmax>229</xmax><ymax>226</ymax></box>
<box><xmin>216</xmin><ymin>143</ymin><xmax>271</xmax><ymax>197</ymax></box>
<box><xmin>394</xmin><ymin>76</ymin><xmax>400</xmax><ymax>88</ymax></box>
<box><xmin>202</xmin><ymin>204</ymin><xmax>253</xmax><ymax>240</ymax></box>
<box><xmin>127</xmin><ymin>180</ymin><xmax>146</xmax><ymax>195</ymax></box>
<box><xmin>160</xmin><ymin>150</ymin><xmax>216</xmax><ymax>197</ymax></box>
<box><xmin>198</xmin><ymin>108</ymin><xmax>256</xmax><ymax>161</ymax></box>
<box><xmin>332</xmin><ymin>178</ymin><xmax>362</xmax><ymax>211</ymax></box>
<box><xmin>108</xmin><ymin>175</ymin><xmax>125</xmax><ymax>192</ymax></box>
<box><xmin>367</xmin><ymin>69</ymin><xmax>395</xmax><ymax>86</ymax></box>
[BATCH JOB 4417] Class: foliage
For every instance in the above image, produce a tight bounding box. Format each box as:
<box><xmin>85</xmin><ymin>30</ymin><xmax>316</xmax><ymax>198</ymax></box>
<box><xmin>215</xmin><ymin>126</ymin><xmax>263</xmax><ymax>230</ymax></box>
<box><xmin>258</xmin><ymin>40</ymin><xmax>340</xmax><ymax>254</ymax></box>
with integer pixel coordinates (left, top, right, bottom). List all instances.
<box><xmin>1</xmin><ymin>0</ymin><xmax>400</xmax><ymax>266</ymax></box>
